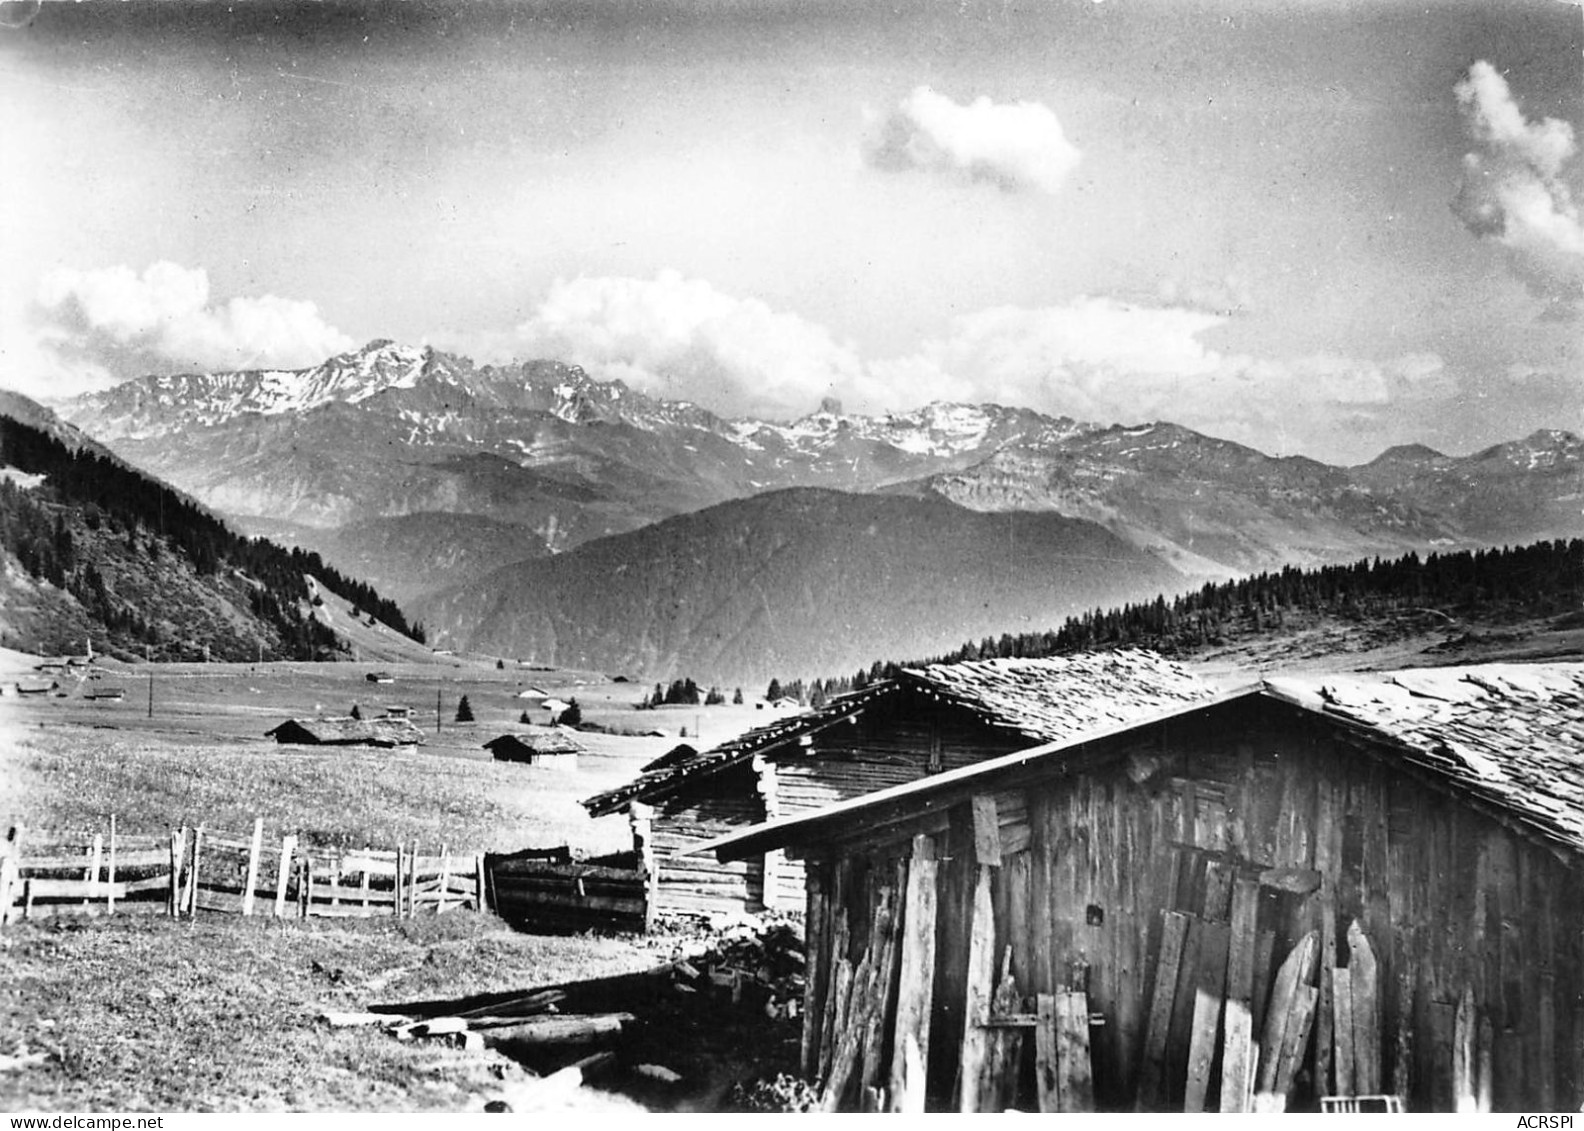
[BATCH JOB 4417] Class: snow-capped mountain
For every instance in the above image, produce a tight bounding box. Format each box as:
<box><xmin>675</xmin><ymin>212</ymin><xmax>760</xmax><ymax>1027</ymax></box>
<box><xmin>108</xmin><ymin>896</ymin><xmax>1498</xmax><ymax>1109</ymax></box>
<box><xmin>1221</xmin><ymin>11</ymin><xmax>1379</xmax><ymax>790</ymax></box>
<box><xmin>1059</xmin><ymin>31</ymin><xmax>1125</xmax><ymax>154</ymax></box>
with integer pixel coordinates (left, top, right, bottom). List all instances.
<box><xmin>54</xmin><ymin>341</ymin><xmax>1584</xmax><ymax>618</ymax></box>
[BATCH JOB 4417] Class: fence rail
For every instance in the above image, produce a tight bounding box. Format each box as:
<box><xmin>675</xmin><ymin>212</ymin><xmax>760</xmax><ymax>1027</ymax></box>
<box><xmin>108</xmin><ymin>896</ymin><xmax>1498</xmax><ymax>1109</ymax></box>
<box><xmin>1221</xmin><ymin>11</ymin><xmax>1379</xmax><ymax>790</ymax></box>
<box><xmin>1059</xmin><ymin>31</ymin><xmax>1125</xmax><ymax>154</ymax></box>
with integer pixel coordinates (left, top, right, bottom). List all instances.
<box><xmin>486</xmin><ymin>848</ymin><xmax>652</xmax><ymax>934</ymax></box>
<box><xmin>0</xmin><ymin>819</ymin><xmax>488</xmax><ymax>926</ymax></box>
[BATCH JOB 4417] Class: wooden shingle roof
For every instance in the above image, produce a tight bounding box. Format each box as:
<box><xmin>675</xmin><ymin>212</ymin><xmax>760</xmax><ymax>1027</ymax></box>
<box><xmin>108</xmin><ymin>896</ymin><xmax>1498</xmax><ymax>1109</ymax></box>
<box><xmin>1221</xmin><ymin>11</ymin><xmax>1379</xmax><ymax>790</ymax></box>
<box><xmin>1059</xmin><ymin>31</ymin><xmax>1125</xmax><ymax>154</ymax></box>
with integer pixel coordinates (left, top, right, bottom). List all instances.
<box><xmin>583</xmin><ymin>650</ymin><xmax>1215</xmax><ymax>817</ymax></box>
<box><xmin>1264</xmin><ymin>662</ymin><xmax>1584</xmax><ymax>854</ymax></box>
<box><xmin>484</xmin><ymin>729</ymin><xmax>585</xmax><ymax>757</ymax></box>
<box><xmin>266</xmin><ymin>716</ymin><xmax>425</xmax><ymax>747</ymax></box>
<box><xmin>695</xmin><ymin>660</ymin><xmax>1584</xmax><ymax>863</ymax></box>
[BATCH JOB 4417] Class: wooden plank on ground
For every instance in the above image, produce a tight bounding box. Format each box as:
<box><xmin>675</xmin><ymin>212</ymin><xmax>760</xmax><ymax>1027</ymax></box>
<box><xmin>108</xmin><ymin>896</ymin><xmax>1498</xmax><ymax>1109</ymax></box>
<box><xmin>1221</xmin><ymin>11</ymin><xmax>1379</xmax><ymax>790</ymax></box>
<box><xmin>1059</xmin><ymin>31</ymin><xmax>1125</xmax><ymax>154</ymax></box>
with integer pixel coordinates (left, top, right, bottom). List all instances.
<box><xmin>1135</xmin><ymin>909</ymin><xmax>1190</xmax><ymax>1111</ymax></box>
<box><xmin>1183</xmin><ymin>920</ymin><xmax>1230</xmax><ymax>1111</ymax></box>
<box><xmin>958</xmin><ymin>864</ymin><xmax>997</xmax><ymax>1112</ymax></box>
<box><xmin>1333</xmin><ymin>966</ymin><xmax>1355</xmax><ymax>1097</ymax></box>
<box><xmin>1055</xmin><ymin>989</ymin><xmax>1095</xmax><ymax>1112</ymax></box>
<box><xmin>1347</xmin><ymin>918</ymin><xmax>1380</xmax><ymax>1095</ymax></box>
<box><xmin>887</xmin><ymin>836</ymin><xmax>931</xmax><ymax>1108</ymax></box>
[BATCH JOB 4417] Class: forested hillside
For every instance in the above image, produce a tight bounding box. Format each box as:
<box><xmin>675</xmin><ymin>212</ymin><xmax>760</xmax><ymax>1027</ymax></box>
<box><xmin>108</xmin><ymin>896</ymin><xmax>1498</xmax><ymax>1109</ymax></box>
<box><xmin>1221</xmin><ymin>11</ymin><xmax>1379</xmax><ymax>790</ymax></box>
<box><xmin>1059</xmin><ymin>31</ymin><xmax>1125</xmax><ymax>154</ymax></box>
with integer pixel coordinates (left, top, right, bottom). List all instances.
<box><xmin>0</xmin><ymin>414</ymin><xmax>423</xmax><ymax>660</ymax></box>
<box><xmin>771</xmin><ymin>539</ymin><xmax>1584</xmax><ymax>701</ymax></box>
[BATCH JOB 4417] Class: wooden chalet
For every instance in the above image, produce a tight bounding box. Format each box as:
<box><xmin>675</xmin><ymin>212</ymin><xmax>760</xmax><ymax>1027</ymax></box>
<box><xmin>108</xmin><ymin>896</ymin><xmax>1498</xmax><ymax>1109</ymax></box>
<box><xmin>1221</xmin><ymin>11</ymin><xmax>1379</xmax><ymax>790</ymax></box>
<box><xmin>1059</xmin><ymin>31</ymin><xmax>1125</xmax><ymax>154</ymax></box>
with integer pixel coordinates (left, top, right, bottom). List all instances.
<box><xmin>485</xmin><ymin>729</ymin><xmax>583</xmax><ymax>768</ymax></box>
<box><xmin>696</xmin><ymin>661</ymin><xmax>1584</xmax><ymax>1113</ymax></box>
<box><xmin>582</xmin><ymin>651</ymin><xmax>1214</xmax><ymax>920</ymax></box>
<box><xmin>265</xmin><ymin>716</ymin><xmax>424</xmax><ymax>748</ymax></box>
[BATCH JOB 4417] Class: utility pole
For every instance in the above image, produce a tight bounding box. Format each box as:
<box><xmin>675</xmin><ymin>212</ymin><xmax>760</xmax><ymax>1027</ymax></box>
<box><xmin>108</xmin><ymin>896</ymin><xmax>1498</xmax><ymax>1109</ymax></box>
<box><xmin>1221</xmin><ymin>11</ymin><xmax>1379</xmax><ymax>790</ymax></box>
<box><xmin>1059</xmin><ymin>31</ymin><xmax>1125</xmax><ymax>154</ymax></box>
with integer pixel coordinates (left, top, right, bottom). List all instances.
<box><xmin>436</xmin><ymin>686</ymin><xmax>442</xmax><ymax>734</ymax></box>
<box><xmin>147</xmin><ymin>670</ymin><xmax>153</xmax><ymax>719</ymax></box>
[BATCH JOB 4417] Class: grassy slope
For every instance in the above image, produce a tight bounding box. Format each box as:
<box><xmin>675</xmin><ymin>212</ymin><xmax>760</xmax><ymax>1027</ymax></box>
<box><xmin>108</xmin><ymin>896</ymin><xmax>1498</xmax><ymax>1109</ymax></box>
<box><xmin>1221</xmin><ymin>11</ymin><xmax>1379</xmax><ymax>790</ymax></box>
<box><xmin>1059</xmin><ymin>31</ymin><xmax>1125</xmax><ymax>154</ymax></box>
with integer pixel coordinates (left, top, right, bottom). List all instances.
<box><xmin>0</xmin><ymin>650</ymin><xmax>781</xmax><ymax>1112</ymax></box>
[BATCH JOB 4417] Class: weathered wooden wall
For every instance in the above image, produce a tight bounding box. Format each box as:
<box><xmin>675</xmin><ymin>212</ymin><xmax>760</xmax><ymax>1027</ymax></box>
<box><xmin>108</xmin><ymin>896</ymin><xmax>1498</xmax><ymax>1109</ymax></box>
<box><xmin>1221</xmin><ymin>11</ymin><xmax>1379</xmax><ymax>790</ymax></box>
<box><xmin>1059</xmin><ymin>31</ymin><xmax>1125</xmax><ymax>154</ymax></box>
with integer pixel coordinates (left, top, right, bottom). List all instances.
<box><xmin>649</xmin><ymin>762</ymin><xmax>767</xmax><ymax>916</ymax></box>
<box><xmin>794</xmin><ymin>697</ymin><xmax>1584</xmax><ymax>1112</ymax></box>
<box><xmin>648</xmin><ymin>695</ymin><xmax>1028</xmax><ymax>917</ymax></box>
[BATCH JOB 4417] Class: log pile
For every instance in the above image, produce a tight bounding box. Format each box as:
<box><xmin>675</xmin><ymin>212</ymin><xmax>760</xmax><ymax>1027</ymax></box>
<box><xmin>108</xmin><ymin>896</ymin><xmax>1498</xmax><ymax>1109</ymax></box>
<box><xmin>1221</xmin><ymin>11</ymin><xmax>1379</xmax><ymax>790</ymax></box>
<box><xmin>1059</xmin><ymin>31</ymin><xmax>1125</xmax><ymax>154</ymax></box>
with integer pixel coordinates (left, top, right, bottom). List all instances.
<box><xmin>663</xmin><ymin>918</ymin><xmax>807</xmax><ymax>1019</ymax></box>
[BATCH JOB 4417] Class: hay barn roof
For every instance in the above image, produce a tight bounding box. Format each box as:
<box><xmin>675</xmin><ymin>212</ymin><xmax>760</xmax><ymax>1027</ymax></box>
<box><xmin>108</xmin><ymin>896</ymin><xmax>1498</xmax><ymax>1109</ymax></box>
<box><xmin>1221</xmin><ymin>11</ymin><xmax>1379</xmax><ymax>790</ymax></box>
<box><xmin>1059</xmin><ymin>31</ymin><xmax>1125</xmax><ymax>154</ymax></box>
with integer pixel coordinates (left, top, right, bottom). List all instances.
<box><xmin>693</xmin><ymin>660</ymin><xmax>1584</xmax><ymax>862</ymax></box>
<box><xmin>484</xmin><ymin>729</ymin><xmax>585</xmax><ymax>757</ymax></box>
<box><xmin>583</xmin><ymin>650</ymin><xmax>1214</xmax><ymax>817</ymax></box>
<box><xmin>266</xmin><ymin>716</ymin><xmax>425</xmax><ymax>747</ymax></box>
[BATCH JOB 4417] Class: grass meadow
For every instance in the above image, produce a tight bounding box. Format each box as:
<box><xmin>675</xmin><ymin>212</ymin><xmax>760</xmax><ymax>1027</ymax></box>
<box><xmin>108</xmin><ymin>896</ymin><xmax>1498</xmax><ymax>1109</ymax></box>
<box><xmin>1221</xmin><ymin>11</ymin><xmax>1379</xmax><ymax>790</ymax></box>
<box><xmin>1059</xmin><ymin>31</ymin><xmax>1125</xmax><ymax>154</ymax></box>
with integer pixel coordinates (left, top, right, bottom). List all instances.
<box><xmin>0</xmin><ymin>652</ymin><xmax>778</xmax><ymax>1112</ymax></box>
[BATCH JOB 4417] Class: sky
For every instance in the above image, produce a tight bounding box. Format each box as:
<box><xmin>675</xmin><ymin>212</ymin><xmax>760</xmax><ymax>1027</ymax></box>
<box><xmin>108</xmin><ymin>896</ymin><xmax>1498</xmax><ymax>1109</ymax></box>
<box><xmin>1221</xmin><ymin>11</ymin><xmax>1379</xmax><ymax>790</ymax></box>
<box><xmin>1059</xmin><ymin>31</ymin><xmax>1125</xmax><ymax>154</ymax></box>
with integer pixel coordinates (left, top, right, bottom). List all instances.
<box><xmin>1</xmin><ymin>0</ymin><xmax>1580</xmax><ymax>464</ymax></box>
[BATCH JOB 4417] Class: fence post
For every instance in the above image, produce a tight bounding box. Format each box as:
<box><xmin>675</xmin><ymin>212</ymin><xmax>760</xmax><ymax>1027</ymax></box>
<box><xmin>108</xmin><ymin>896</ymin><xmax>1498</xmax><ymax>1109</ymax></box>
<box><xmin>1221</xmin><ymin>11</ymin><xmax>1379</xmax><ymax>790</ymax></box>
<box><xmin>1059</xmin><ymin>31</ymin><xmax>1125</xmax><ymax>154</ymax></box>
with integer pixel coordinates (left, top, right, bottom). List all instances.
<box><xmin>437</xmin><ymin>846</ymin><xmax>450</xmax><ymax>914</ymax></box>
<box><xmin>475</xmin><ymin>854</ymin><xmax>486</xmax><ymax>912</ymax></box>
<box><xmin>107</xmin><ymin>815</ymin><xmax>117</xmax><ymax>916</ymax></box>
<box><xmin>274</xmin><ymin>835</ymin><xmax>296</xmax><ymax>917</ymax></box>
<box><xmin>360</xmin><ymin>844</ymin><xmax>371</xmax><ymax>912</ymax></box>
<box><xmin>240</xmin><ymin>818</ymin><xmax>264</xmax><ymax>916</ymax></box>
<box><xmin>85</xmin><ymin>833</ymin><xmax>103</xmax><ymax>907</ymax></box>
<box><xmin>0</xmin><ymin>827</ymin><xmax>22</xmax><ymax>928</ymax></box>
<box><xmin>299</xmin><ymin>853</ymin><xmax>312</xmax><ymax>919</ymax></box>
<box><xmin>187</xmin><ymin>825</ymin><xmax>204</xmax><ymax>918</ymax></box>
<box><xmin>394</xmin><ymin>845</ymin><xmax>404</xmax><ymax>918</ymax></box>
<box><xmin>168</xmin><ymin>827</ymin><xmax>183</xmax><ymax>917</ymax></box>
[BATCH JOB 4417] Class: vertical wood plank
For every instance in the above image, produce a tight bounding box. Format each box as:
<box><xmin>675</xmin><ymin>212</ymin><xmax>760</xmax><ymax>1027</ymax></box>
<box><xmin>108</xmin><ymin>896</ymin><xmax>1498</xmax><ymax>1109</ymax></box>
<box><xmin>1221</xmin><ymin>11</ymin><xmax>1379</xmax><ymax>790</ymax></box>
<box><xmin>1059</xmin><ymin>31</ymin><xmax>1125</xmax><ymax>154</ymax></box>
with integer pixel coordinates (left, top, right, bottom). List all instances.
<box><xmin>957</xmin><ymin>864</ymin><xmax>997</xmax><ymax>1112</ymax></box>
<box><xmin>802</xmin><ymin>864</ymin><xmax>829</xmax><ymax>1079</ymax></box>
<box><xmin>1055</xmin><ymin>989</ymin><xmax>1096</xmax><ymax>1112</ymax></box>
<box><xmin>1478</xmin><ymin>1010</ymin><xmax>1494</xmax><ymax>1114</ymax></box>
<box><xmin>890</xmin><ymin>838</ymin><xmax>938</xmax><ymax>1111</ymax></box>
<box><xmin>475</xmin><ymin>853</ymin><xmax>486</xmax><ymax>912</ymax></box>
<box><xmin>1256</xmin><ymin>930</ymin><xmax>1318</xmax><ymax>1095</ymax></box>
<box><xmin>168</xmin><ymin>827</ymin><xmax>185</xmax><ymax>917</ymax></box>
<box><xmin>107</xmin><ymin>815</ymin><xmax>117</xmax><ymax>916</ymax></box>
<box><xmin>1348</xmin><ymin>918</ymin><xmax>1380</xmax><ymax>1095</ymax></box>
<box><xmin>1428</xmin><ymin>999</ymin><xmax>1455</xmax><ymax>1113</ymax></box>
<box><xmin>1392</xmin><ymin>965</ymin><xmax>1415</xmax><ymax>1101</ymax></box>
<box><xmin>1029</xmin><ymin>795</ymin><xmax>1054</xmax><ymax>995</ymax></box>
<box><xmin>437</xmin><ymin>846</ymin><xmax>450</xmax><ymax>914</ymax></box>
<box><xmin>860</xmin><ymin>878</ymin><xmax>902</xmax><ymax>1100</ymax></box>
<box><xmin>1036</xmin><ymin>992</ymin><xmax>1059</xmax><ymax>1112</ymax></box>
<box><xmin>1135</xmin><ymin>909</ymin><xmax>1190</xmax><ymax>1111</ymax></box>
<box><xmin>274</xmin><ymin>835</ymin><xmax>296</xmax><ymax>918</ymax></box>
<box><xmin>85</xmin><ymin>834</ymin><xmax>103</xmax><ymax>907</ymax></box>
<box><xmin>1251</xmin><ymin>928</ymin><xmax>1276</xmax><ymax>1031</ymax></box>
<box><xmin>187</xmin><ymin>825</ymin><xmax>204</xmax><ymax>917</ymax></box>
<box><xmin>1312</xmin><ymin>776</ymin><xmax>1341</xmax><ymax>1098</ymax></box>
<box><xmin>1273</xmin><ymin>983</ymin><xmax>1319</xmax><ymax>1100</ymax></box>
<box><xmin>1163</xmin><ymin>914</ymin><xmax>1205</xmax><ymax>1107</ymax></box>
<box><xmin>1333</xmin><ymin>966</ymin><xmax>1355</xmax><ymax>1097</ymax></box>
<box><xmin>358</xmin><ymin>843</ymin><xmax>372</xmax><ymax>912</ymax></box>
<box><xmin>1183</xmin><ymin>920</ymin><xmax>1230</xmax><ymax>1111</ymax></box>
<box><xmin>1454</xmin><ymin>984</ymin><xmax>1477</xmax><ymax>1112</ymax></box>
<box><xmin>242</xmin><ymin>818</ymin><xmax>264</xmax><ymax>916</ymax></box>
<box><xmin>971</xmin><ymin>795</ymin><xmax>1001</xmax><ymax>866</ymax></box>
<box><xmin>1219</xmin><ymin>877</ymin><xmax>1260</xmax><ymax>1113</ymax></box>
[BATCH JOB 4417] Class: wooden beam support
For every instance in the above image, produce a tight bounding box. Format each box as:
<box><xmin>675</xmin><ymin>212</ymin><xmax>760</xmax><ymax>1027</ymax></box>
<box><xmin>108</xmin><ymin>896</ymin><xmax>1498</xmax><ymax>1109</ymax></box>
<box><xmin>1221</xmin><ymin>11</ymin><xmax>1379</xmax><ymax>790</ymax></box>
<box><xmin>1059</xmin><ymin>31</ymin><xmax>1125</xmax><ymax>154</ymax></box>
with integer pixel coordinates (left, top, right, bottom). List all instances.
<box><xmin>958</xmin><ymin>864</ymin><xmax>997</xmax><ymax>1112</ymax></box>
<box><xmin>889</xmin><ymin>836</ymin><xmax>938</xmax><ymax>1112</ymax></box>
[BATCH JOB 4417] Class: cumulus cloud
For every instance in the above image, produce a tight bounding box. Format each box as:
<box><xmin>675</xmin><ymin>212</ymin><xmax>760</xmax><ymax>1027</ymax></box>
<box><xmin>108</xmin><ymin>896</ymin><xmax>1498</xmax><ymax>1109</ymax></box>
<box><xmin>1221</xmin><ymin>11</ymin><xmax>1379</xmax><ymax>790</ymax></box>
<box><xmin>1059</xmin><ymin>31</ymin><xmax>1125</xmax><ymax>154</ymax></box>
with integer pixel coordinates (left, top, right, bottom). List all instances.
<box><xmin>1452</xmin><ymin>61</ymin><xmax>1584</xmax><ymax>315</ymax></box>
<box><xmin>26</xmin><ymin>262</ymin><xmax>355</xmax><ymax>396</ymax></box>
<box><xmin>514</xmin><ymin>271</ymin><xmax>867</xmax><ymax>418</ymax></box>
<box><xmin>864</xmin><ymin>86</ymin><xmax>1081</xmax><ymax>194</ymax></box>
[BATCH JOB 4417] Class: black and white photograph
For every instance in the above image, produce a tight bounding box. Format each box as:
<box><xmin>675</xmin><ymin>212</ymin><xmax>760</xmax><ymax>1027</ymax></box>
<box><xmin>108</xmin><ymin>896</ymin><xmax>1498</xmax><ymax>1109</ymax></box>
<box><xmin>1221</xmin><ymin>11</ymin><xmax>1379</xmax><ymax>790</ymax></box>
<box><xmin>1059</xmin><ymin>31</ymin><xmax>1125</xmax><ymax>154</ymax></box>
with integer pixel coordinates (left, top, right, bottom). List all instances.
<box><xmin>0</xmin><ymin>0</ymin><xmax>1581</xmax><ymax>1114</ymax></box>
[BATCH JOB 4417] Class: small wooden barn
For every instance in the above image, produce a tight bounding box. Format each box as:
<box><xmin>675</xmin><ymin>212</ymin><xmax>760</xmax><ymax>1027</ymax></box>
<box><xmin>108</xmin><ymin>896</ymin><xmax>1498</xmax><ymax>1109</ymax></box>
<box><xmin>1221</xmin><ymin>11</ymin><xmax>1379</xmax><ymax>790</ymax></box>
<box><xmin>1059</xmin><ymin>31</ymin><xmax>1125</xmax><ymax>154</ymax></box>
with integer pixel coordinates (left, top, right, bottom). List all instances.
<box><xmin>697</xmin><ymin>660</ymin><xmax>1584</xmax><ymax>1113</ymax></box>
<box><xmin>266</xmin><ymin>716</ymin><xmax>424</xmax><ymax>748</ymax></box>
<box><xmin>484</xmin><ymin>729</ymin><xmax>583</xmax><ymax>769</ymax></box>
<box><xmin>583</xmin><ymin>651</ymin><xmax>1214</xmax><ymax>920</ymax></box>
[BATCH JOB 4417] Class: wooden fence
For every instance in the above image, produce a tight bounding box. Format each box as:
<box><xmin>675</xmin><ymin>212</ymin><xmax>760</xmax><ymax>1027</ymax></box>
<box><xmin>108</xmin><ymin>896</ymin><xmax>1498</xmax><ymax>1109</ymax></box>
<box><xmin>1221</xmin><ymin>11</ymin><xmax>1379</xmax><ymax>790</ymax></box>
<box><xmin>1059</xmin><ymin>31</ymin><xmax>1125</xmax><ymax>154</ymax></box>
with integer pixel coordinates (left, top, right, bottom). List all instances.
<box><xmin>486</xmin><ymin>847</ymin><xmax>652</xmax><ymax>934</ymax></box>
<box><xmin>0</xmin><ymin>819</ymin><xmax>486</xmax><ymax>925</ymax></box>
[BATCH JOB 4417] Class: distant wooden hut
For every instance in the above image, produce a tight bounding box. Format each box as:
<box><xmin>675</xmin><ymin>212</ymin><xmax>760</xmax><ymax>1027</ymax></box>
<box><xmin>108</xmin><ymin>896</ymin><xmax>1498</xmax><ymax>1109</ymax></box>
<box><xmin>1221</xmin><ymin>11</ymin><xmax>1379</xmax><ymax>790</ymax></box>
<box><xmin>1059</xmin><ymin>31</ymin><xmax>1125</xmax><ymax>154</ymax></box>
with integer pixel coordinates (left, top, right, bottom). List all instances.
<box><xmin>15</xmin><ymin>679</ymin><xmax>56</xmax><ymax>696</ymax></box>
<box><xmin>85</xmin><ymin>686</ymin><xmax>126</xmax><ymax>701</ymax></box>
<box><xmin>697</xmin><ymin>660</ymin><xmax>1584</xmax><ymax>1114</ymax></box>
<box><xmin>365</xmin><ymin>671</ymin><xmax>395</xmax><ymax>684</ymax></box>
<box><xmin>583</xmin><ymin>651</ymin><xmax>1214</xmax><ymax>920</ymax></box>
<box><xmin>265</xmin><ymin>716</ymin><xmax>424</xmax><ymax>747</ymax></box>
<box><xmin>484</xmin><ymin>729</ymin><xmax>583</xmax><ymax>769</ymax></box>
